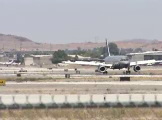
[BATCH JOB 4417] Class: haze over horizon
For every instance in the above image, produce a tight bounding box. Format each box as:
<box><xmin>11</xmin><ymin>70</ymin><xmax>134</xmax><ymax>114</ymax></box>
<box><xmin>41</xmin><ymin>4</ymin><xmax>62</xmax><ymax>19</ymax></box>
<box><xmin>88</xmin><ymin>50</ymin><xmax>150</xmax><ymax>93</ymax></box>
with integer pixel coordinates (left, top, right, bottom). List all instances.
<box><xmin>0</xmin><ymin>0</ymin><xmax>162</xmax><ymax>44</ymax></box>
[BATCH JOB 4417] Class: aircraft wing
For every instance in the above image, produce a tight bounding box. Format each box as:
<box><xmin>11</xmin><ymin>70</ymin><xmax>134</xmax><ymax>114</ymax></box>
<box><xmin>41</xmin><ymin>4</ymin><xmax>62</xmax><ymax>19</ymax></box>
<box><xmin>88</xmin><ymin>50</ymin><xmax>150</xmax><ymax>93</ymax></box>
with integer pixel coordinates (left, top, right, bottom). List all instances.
<box><xmin>12</xmin><ymin>62</ymin><xmax>21</xmax><ymax>65</ymax></box>
<box><xmin>130</xmin><ymin>60</ymin><xmax>161</xmax><ymax>66</ymax></box>
<box><xmin>63</xmin><ymin>61</ymin><xmax>112</xmax><ymax>67</ymax></box>
<box><xmin>0</xmin><ymin>62</ymin><xmax>4</xmax><ymax>65</ymax></box>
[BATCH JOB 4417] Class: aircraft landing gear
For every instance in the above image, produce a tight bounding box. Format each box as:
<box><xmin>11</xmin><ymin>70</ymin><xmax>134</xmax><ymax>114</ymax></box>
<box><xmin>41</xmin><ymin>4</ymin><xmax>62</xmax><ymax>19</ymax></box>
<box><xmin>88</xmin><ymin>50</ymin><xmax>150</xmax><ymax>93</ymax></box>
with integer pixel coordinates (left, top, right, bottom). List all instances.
<box><xmin>126</xmin><ymin>70</ymin><xmax>131</xmax><ymax>74</ymax></box>
<box><xmin>103</xmin><ymin>71</ymin><xmax>108</xmax><ymax>75</ymax></box>
<box><xmin>123</xmin><ymin>70</ymin><xmax>131</xmax><ymax>74</ymax></box>
<box><xmin>123</xmin><ymin>67</ymin><xmax>131</xmax><ymax>75</ymax></box>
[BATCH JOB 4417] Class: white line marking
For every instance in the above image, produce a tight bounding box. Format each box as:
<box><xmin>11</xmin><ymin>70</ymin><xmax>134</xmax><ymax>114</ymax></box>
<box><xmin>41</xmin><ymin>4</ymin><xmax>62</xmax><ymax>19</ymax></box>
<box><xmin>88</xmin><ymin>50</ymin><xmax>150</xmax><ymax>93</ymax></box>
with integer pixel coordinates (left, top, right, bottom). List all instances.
<box><xmin>6</xmin><ymin>81</ymin><xmax>162</xmax><ymax>86</ymax></box>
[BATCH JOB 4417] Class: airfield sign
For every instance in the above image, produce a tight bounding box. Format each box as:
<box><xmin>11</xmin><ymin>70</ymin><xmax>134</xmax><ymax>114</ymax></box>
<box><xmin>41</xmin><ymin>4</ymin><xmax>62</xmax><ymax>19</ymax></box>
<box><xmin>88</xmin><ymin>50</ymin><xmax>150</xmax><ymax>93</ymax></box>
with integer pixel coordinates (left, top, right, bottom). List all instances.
<box><xmin>0</xmin><ymin>80</ymin><xmax>6</xmax><ymax>86</ymax></box>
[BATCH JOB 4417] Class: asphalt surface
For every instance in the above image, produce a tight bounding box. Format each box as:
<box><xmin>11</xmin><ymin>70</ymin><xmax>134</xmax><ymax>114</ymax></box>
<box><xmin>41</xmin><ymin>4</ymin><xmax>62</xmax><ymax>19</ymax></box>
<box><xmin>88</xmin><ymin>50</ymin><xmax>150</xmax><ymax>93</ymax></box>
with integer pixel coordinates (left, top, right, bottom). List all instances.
<box><xmin>0</xmin><ymin>66</ymin><xmax>162</xmax><ymax>94</ymax></box>
<box><xmin>0</xmin><ymin>66</ymin><xmax>162</xmax><ymax>75</ymax></box>
<box><xmin>1</xmin><ymin>81</ymin><xmax>162</xmax><ymax>94</ymax></box>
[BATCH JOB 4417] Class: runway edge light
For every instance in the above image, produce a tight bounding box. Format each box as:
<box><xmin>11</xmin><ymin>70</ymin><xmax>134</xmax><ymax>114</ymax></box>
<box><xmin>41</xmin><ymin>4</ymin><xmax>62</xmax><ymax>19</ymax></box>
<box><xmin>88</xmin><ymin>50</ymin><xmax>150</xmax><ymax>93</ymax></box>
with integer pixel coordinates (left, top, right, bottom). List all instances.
<box><xmin>0</xmin><ymin>79</ymin><xmax>6</xmax><ymax>86</ymax></box>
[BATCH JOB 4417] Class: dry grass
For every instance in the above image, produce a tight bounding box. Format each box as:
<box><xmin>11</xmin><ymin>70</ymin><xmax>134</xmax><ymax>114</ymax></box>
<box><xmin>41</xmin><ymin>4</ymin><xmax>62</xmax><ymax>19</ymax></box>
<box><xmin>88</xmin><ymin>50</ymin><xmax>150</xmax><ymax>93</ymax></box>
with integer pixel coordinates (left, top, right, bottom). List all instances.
<box><xmin>1</xmin><ymin>108</ymin><xmax>162</xmax><ymax>120</ymax></box>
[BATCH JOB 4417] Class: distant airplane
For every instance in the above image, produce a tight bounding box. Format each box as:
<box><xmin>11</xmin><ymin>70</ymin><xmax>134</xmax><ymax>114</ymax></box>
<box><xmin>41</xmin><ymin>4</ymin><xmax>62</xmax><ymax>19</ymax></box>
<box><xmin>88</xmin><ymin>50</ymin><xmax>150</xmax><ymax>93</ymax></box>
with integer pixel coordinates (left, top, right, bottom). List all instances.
<box><xmin>64</xmin><ymin>39</ymin><xmax>161</xmax><ymax>74</ymax></box>
<box><xmin>0</xmin><ymin>59</ymin><xmax>21</xmax><ymax>66</ymax></box>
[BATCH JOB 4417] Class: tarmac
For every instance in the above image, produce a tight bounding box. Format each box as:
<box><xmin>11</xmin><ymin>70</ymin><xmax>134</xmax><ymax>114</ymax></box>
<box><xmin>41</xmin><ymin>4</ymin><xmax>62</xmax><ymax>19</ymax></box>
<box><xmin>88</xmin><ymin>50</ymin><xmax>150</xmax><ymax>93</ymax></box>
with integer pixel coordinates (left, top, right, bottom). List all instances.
<box><xmin>0</xmin><ymin>66</ymin><xmax>162</xmax><ymax>94</ymax></box>
<box><xmin>6</xmin><ymin>81</ymin><xmax>162</xmax><ymax>85</ymax></box>
<box><xmin>1</xmin><ymin>81</ymin><xmax>162</xmax><ymax>94</ymax></box>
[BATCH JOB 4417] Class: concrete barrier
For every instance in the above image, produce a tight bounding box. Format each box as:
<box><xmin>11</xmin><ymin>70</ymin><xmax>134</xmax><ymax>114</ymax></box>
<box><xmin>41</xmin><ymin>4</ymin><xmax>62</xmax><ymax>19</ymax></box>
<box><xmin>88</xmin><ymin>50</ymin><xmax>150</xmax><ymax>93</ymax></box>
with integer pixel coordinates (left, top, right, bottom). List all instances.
<box><xmin>14</xmin><ymin>95</ymin><xmax>27</xmax><ymax>105</ymax></box>
<box><xmin>118</xmin><ymin>94</ymin><xmax>130</xmax><ymax>106</ymax></box>
<box><xmin>106</xmin><ymin>94</ymin><xmax>118</xmax><ymax>105</ymax></box>
<box><xmin>80</xmin><ymin>95</ymin><xmax>91</xmax><ymax>105</ymax></box>
<box><xmin>0</xmin><ymin>94</ymin><xmax>162</xmax><ymax>109</ymax></box>
<box><xmin>1</xmin><ymin>95</ymin><xmax>14</xmax><ymax>105</ymax></box>
<box><xmin>54</xmin><ymin>95</ymin><xmax>65</xmax><ymax>105</ymax></box>
<box><xmin>28</xmin><ymin>95</ymin><xmax>41</xmax><ymax>106</ymax></box>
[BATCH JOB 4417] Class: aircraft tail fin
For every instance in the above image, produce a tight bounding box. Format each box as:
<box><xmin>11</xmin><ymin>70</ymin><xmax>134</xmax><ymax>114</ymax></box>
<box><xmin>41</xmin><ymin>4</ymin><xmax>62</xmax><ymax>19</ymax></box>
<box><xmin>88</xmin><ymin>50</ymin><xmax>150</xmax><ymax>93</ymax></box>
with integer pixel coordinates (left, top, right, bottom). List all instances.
<box><xmin>106</xmin><ymin>38</ymin><xmax>110</xmax><ymax>56</ymax></box>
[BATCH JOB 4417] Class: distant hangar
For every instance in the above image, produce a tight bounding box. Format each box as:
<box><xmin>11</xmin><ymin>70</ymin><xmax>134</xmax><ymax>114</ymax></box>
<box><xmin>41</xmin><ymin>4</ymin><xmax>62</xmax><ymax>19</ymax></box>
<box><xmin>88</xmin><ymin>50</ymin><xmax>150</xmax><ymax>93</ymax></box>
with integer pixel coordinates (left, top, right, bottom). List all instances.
<box><xmin>127</xmin><ymin>51</ymin><xmax>162</xmax><ymax>61</ymax></box>
<box><xmin>24</xmin><ymin>55</ymin><xmax>52</xmax><ymax>66</ymax></box>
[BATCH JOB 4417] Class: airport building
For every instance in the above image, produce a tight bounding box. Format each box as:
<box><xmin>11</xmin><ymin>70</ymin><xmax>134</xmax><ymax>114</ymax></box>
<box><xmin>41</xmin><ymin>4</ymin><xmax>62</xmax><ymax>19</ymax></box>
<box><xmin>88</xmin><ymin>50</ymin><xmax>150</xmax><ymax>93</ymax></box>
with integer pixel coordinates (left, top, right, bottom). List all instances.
<box><xmin>127</xmin><ymin>51</ymin><xmax>162</xmax><ymax>61</ymax></box>
<box><xmin>24</xmin><ymin>55</ymin><xmax>52</xmax><ymax>66</ymax></box>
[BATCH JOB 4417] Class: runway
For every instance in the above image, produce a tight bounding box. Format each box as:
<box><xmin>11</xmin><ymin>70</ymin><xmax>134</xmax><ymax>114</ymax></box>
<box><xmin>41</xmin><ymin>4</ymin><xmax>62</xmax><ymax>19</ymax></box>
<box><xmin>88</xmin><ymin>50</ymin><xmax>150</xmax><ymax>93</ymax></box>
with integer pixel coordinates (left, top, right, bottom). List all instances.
<box><xmin>0</xmin><ymin>66</ymin><xmax>162</xmax><ymax>76</ymax></box>
<box><xmin>0</xmin><ymin>66</ymin><xmax>162</xmax><ymax>94</ymax></box>
<box><xmin>1</xmin><ymin>81</ymin><xmax>162</xmax><ymax>94</ymax></box>
<box><xmin>6</xmin><ymin>81</ymin><xmax>162</xmax><ymax>85</ymax></box>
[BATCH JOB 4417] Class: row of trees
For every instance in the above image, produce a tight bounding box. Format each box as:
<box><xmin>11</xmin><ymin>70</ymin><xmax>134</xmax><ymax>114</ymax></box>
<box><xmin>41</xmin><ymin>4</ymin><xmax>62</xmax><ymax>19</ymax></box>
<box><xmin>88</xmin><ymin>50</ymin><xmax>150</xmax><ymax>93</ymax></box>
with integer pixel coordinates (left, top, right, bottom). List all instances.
<box><xmin>51</xmin><ymin>50</ymin><xmax>69</xmax><ymax>64</ymax></box>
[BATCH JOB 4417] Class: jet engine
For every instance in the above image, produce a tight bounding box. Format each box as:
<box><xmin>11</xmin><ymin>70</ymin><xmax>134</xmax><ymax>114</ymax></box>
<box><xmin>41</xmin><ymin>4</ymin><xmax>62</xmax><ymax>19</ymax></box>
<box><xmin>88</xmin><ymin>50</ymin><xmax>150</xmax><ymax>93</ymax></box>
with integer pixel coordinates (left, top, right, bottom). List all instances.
<box><xmin>133</xmin><ymin>65</ymin><xmax>141</xmax><ymax>72</ymax></box>
<box><xmin>98</xmin><ymin>66</ymin><xmax>107</xmax><ymax>73</ymax></box>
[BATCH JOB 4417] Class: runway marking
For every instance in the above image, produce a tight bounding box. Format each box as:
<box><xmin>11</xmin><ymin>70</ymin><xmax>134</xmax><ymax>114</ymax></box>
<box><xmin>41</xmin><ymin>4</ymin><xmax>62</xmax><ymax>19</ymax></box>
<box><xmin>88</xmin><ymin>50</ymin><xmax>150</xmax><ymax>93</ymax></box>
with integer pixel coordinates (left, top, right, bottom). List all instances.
<box><xmin>6</xmin><ymin>81</ymin><xmax>162</xmax><ymax>86</ymax></box>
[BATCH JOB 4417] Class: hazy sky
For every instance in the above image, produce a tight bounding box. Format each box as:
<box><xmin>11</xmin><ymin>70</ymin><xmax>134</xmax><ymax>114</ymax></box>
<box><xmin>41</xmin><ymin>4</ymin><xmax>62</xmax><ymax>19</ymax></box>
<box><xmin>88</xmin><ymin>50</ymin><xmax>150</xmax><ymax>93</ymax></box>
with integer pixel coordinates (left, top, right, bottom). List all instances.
<box><xmin>0</xmin><ymin>0</ymin><xmax>162</xmax><ymax>43</ymax></box>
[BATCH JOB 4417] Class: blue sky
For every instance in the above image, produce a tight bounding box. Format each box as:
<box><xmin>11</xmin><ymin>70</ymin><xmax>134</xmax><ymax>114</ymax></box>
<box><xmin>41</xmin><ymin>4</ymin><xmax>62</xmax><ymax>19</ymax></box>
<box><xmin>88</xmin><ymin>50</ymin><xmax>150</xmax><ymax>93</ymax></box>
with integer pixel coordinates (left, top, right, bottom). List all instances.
<box><xmin>0</xmin><ymin>0</ymin><xmax>162</xmax><ymax>43</ymax></box>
